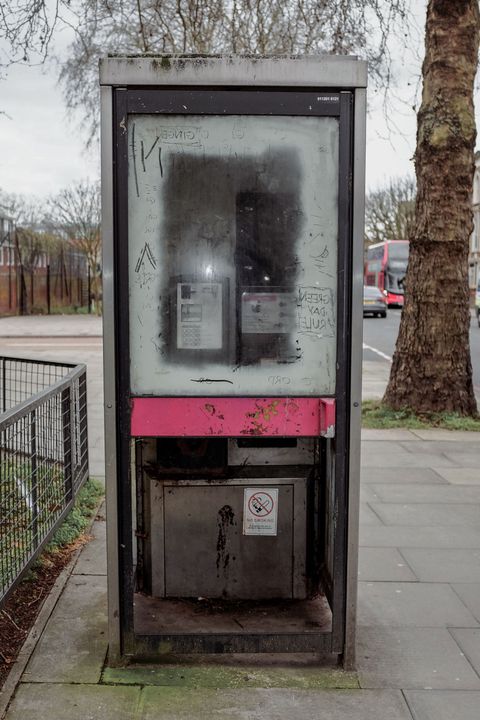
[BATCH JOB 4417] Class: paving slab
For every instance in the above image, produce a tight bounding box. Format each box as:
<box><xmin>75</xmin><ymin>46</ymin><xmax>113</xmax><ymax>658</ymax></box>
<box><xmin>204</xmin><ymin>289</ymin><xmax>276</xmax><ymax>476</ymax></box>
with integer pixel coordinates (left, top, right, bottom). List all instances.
<box><xmin>360</xmin><ymin>503</ymin><xmax>385</xmax><ymax>526</ymax></box>
<box><xmin>409</xmin><ymin>429</ymin><xmax>480</xmax><ymax>442</ymax></box>
<box><xmin>362</xmin><ymin>453</ymin><xmax>456</xmax><ymax>469</ymax></box>
<box><xmin>358</xmin><ymin>548</ymin><xmax>417</xmax><ymax>582</ymax></box>
<box><xmin>449</xmin><ymin>629</ymin><xmax>480</xmax><ymax>675</ymax></box>
<box><xmin>404</xmin><ymin>690</ymin><xmax>480</xmax><ymax>720</ymax></box>
<box><xmin>357</xmin><ymin>626</ymin><xmax>480</xmax><ymax>690</ymax></box>
<box><xmin>398</xmin><ymin>441</ymin><xmax>480</xmax><ymax>456</ymax></box>
<box><xmin>22</xmin><ymin>616</ymin><xmax>107</xmax><ymax>684</ymax></box>
<box><xmin>360</xmin><ymin>525</ymin><xmax>480</xmax><ymax>549</ymax></box>
<box><xmin>452</xmin><ymin>583</ymin><xmax>480</xmax><ymax>622</ymax></box>
<box><xmin>357</xmin><ymin>582</ymin><xmax>479</xmax><ymax>628</ymax></box>
<box><xmin>47</xmin><ymin>574</ymin><xmax>107</xmax><ymax>618</ymax></box>
<box><xmin>73</xmin><ymin>519</ymin><xmax>107</xmax><ymax>576</ymax></box>
<box><xmin>400</xmin><ymin>548</ymin><xmax>480</xmax><ymax>583</ymax></box>
<box><xmin>5</xmin><ymin>683</ymin><xmax>139</xmax><ymax>720</ymax></box>
<box><xmin>361</xmin><ymin>467</ymin><xmax>447</xmax><ymax>485</ymax></box>
<box><xmin>368</xmin><ymin>484</ymin><xmax>480</xmax><ymax>504</ymax></box>
<box><xmin>443</xmin><ymin>452</ymin><xmax>480</xmax><ymax>468</ymax></box>
<box><xmin>139</xmin><ymin>687</ymin><xmax>413</xmax><ymax>720</ymax></box>
<box><xmin>432</xmin><ymin>468</ymin><xmax>480</xmax><ymax>485</ymax></box>
<box><xmin>359</xmin><ymin>485</ymin><xmax>382</xmax><ymax>503</ymax></box>
<box><xmin>361</xmin><ymin>441</ymin><xmax>413</xmax><ymax>457</ymax></box>
<box><xmin>361</xmin><ymin>429</ymin><xmax>418</xmax><ymax>441</ymax></box>
<box><xmin>370</xmin><ymin>503</ymin><xmax>480</xmax><ymax>527</ymax></box>
<box><xmin>22</xmin><ymin>575</ymin><xmax>107</xmax><ymax>683</ymax></box>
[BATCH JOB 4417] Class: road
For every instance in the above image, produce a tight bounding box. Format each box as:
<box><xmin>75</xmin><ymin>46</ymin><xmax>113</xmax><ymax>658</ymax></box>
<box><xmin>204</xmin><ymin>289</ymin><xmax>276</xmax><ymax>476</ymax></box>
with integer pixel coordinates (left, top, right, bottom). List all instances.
<box><xmin>363</xmin><ymin>308</ymin><xmax>480</xmax><ymax>398</ymax></box>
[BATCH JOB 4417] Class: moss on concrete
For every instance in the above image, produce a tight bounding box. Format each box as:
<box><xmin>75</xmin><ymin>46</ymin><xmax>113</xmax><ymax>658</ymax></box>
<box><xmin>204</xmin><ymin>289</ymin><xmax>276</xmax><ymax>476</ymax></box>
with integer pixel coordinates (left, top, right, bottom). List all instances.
<box><xmin>102</xmin><ymin>664</ymin><xmax>359</xmax><ymax>690</ymax></box>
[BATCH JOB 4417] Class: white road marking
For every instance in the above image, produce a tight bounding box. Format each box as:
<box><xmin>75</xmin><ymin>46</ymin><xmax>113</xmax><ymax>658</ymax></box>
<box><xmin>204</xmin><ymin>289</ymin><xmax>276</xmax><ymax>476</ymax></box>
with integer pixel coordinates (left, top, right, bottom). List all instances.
<box><xmin>362</xmin><ymin>343</ymin><xmax>392</xmax><ymax>362</ymax></box>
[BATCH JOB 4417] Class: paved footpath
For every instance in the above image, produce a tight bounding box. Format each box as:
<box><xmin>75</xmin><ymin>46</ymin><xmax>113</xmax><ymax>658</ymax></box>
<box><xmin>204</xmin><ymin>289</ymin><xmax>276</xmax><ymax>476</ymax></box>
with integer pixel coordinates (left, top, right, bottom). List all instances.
<box><xmin>1</xmin><ymin>316</ymin><xmax>480</xmax><ymax>719</ymax></box>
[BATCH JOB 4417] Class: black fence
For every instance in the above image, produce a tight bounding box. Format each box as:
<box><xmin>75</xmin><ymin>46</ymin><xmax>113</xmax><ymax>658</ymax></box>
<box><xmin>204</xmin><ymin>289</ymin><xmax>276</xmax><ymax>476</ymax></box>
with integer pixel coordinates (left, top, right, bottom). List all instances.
<box><xmin>0</xmin><ymin>357</ymin><xmax>89</xmax><ymax>605</ymax></box>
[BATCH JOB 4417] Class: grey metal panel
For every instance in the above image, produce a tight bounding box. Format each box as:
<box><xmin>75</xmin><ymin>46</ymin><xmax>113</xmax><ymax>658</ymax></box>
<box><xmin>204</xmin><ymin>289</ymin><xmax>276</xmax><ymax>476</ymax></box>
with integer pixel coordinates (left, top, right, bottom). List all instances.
<box><xmin>101</xmin><ymin>84</ymin><xmax>121</xmax><ymax>660</ymax></box>
<box><xmin>149</xmin><ymin>477</ymin><xmax>166</xmax><ymax>597</ymax></box>
<box><xmin>165</xmin><ymin>484</ymin><xmax>294</xmax><ymax>599</ymax></box>
<box><xmin>292</xmin><ymin>476</ymin><xmax>308</xmax><ymax>598</ymax></box>
<box><xmin>343</xmin><ymin>87</ymin><xmax>367</xmax><ymax>670</ymax></box>
<box><xmin>149</xmin><ymin>477</ymin><xmax>307</xmax><ymax>601</ymax></box>
<box><xmin>99</xmin><ymin>55</ymin><xmax>367</xmax><ymax>89</ymax></box>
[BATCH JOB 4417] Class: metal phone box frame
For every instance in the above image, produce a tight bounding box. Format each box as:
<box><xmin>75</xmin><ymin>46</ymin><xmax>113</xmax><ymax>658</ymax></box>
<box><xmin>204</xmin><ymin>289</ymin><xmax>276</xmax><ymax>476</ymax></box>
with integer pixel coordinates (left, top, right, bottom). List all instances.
<box><xmin>101</xmin><ymin>55</ymin><xmax>366</xmax><ymax>667</ymax></box>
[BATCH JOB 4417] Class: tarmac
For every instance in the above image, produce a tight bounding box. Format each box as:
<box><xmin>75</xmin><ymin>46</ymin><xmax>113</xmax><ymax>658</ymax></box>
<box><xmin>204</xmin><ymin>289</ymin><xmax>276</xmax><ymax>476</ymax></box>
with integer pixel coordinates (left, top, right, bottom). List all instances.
<box><xmin>1</xmin><ymin>314</ymin><xmax>480</xmax><ymax>719</ymax></box>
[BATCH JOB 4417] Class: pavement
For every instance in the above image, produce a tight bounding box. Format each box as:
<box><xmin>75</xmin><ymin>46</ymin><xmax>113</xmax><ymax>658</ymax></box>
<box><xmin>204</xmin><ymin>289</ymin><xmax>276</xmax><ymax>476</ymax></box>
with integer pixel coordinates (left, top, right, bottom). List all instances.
<box><xmin>1</xmin><ymin>315</ymin><xmax>480</xmax><ymax>719</ymax></box>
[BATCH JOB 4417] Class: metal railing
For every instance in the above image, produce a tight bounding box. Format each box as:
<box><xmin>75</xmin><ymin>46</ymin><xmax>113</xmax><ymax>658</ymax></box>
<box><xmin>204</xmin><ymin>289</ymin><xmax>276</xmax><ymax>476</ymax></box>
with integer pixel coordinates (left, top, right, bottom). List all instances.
<box><xmin>0</xmin><ymin>356</ymin><xmax>89</xmax><ymax>605</ymax></box>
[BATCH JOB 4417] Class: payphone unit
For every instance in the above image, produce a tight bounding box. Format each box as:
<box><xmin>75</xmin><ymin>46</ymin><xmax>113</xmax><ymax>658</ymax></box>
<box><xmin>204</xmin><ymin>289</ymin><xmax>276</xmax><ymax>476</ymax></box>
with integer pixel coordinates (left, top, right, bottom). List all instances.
<box><xmin>101</xmin><ymin>55</ymin><xmax>366</xmax><ymax>667</ymax></box>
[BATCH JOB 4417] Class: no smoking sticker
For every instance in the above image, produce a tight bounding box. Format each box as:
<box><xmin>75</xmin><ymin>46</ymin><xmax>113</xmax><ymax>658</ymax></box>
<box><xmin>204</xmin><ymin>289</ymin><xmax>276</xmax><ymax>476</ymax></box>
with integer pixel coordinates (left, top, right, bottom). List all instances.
<box><xmin>243</xmin><ymin>488</ymin><xmax>278</xmax><ymax>536</ymax></box>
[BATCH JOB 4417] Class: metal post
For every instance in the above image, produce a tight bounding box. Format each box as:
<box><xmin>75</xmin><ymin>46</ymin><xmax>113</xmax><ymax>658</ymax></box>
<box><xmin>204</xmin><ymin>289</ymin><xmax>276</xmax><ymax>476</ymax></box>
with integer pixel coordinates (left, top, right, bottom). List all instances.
<box><xmin>87</xmin><ymin>265</ymin><xmax>92</xmax><ymax>314</ymax></box>
<box><xmin>62</xmin><ymin>386</ymin><xmax>73</xmax><ymax>503</ymax></box>
<box><xmin>78</xmin><ymin>370</ymin><xmax>88</xmax><ymax>478</ymax></box>
<box><xmin>31</xmin><ymin>408</ymin><xmax>38</xmax><ymax>549</ymax></box>
<box><xmin>47</xmin><ymin>264</ymin><xmax>51</xmax><ymax>315</ymax></box>
<box><xmin>2</xmin><ymin>358</ymin><xmax>6</xmax><ymax>413</ymax></box>
<box><xmin>8</xmin><ymin>261</ymin><xmax>12</xmax><ymax>310</ymax></box>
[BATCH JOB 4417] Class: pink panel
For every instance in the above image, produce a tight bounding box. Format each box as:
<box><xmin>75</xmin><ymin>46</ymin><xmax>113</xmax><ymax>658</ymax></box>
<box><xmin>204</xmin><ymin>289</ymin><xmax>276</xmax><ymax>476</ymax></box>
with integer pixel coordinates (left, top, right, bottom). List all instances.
<box><xmin>131</xmin><ymin>397</ymin><xmax>336</xmax><ymax>437</ymax></box>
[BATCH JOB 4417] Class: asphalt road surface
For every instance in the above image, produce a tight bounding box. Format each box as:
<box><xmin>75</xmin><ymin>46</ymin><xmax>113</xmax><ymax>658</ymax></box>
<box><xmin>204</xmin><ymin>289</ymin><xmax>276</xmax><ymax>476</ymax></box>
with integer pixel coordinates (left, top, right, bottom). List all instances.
<box><xmin>363</xmin><ymin>308</ymin><xmax>480</xmax><ymax>398</ymax></box>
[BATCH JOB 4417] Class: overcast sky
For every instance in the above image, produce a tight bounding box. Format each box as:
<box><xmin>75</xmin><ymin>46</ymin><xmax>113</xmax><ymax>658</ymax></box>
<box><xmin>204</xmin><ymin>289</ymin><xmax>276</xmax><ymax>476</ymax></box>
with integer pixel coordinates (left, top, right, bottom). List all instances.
<box><xmin>0</xmin><ymin>60</ymin><xmax>419</xmax><ymax>198</ymax></box>
<box><xmin>0</xmin><ymin>2</ymin><xmax>462</xmax><ymax>201</ymax></box>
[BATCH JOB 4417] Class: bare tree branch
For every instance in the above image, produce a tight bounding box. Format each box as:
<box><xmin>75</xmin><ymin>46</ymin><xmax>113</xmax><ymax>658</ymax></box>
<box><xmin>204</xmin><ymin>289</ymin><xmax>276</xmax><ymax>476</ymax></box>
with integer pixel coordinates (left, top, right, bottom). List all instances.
<box><xmin>365</xmin><ymin>176</ymin><xmax>416</xmax><ymax>247</ymax></box>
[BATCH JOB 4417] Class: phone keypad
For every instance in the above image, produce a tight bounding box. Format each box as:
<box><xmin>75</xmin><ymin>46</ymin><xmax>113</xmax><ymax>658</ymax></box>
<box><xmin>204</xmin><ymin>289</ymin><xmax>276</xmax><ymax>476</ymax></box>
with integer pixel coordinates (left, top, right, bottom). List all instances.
<box><xmin>182</xmin><ymin>326</ymin><xmax>201</xmax><ymax>347</ymax></box>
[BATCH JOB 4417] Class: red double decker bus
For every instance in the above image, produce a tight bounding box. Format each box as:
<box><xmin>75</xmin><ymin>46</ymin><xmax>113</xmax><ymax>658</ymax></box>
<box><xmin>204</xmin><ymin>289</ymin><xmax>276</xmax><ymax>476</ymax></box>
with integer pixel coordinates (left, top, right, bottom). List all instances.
<box><xmin>364</xmin><ymin>240</ymin><xmax>409</xmax><ymax>307</ymax></box>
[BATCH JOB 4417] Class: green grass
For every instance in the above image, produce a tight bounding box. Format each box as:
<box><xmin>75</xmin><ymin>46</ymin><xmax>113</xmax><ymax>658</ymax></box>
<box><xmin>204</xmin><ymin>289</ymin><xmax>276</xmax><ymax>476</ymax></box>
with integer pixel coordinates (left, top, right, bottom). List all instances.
<box><xmin>48</xmin><ymin>305</ymin><xmax>90</xmax><ymax>315</ymax></box>
<box><xmin>1</xmin><ymin>475</ymin><xmax>104</xmax><ymax>593</ymax></box>
<box><xmin>1</xmin><ymin>462</ymin><xmax>66</xmax><ymax>581</ymax></box>
<box><xmin>45</xmin><ymin>478</ymin><xmax>104</xmax><ymax>552</ymax></box>
<box><xmin>362</xmin><ymin>400</ymin><xmax>480</xmax><ymax>431</ymax></box>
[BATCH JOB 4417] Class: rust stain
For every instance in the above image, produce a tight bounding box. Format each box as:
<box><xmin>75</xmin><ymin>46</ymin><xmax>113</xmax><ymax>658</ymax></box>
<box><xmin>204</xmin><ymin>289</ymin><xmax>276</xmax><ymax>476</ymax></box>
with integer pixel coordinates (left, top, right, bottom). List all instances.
<box><xmin>242</xmin><ymin>400</ymin><xmax>282</xmax><ymax>434</ymax></box>
<box><xmin>216</xmin><ymin>505</ymin><xmax>235</xmax><ymax>576</ymax></box>
<box><xmin>252</xmin><ymin>400</ymin><xmax>280</xmax><ymax>422</ymax></box>
<box><xmin>204</xmin><ymin>403</ymin><xmax>216</xmax><ymax>415</ymax></box>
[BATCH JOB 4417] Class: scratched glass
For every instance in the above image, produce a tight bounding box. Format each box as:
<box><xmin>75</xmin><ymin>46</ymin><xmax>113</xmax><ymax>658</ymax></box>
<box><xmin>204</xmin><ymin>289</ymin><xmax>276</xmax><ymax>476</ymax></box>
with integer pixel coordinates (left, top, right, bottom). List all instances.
<box><xmin>128</xmin><ymin>114</ymin><xmax>339</xmax><ymax>396</ymax></box>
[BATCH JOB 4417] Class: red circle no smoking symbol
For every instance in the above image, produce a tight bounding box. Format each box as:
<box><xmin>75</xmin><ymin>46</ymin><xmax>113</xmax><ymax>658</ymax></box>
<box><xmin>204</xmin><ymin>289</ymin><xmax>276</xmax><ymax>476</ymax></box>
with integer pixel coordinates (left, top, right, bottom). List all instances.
<box><xmin>248</xmin><ymin>492</ymin><xmax>274</xmax><ymax>517</ymax></box>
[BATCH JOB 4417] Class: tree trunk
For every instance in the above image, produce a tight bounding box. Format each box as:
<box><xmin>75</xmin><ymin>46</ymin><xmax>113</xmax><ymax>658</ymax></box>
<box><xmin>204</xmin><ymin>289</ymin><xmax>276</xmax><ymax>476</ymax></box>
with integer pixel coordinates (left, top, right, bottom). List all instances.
<box><xmin>383</xmin><ymin>0</ymin><xmax>479</xmax><ymax>415</ymax></box>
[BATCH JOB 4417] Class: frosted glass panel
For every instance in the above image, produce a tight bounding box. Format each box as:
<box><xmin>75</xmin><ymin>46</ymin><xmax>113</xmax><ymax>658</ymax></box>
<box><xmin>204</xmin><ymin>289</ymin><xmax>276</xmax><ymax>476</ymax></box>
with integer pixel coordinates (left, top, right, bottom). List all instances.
<box><xmin>128</xmin><ymin>114</ymin><xmax>339</xmax><ymax>396</ymax></box>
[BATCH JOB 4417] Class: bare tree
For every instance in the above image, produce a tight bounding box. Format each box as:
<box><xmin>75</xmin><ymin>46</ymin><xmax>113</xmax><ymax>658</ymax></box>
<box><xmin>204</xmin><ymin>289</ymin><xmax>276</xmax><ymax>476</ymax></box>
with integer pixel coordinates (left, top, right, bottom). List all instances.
<box><xmin>48</xmin><ymin>180</ymin><xmax>102</xmax><ymax>314</ymax></box>
<box><xmin>384</xmin><ymin>0</ymin><xmax>479</xmax><ymax>415</ymax></box>
<box><xmin>0</xmin><ymin>1</ymin><xmax>411</xmax><ymax>139</ymax></box>
<box><xmin>365</xmin><ymin>176</ymin><xmax>416</xmax><ymax>247</ymax></box>
<box><xmin>60</xmin><ymin>0</ymin><xmax>408</xmax><ymax>140</ymax></box>
<box><xmin>0</xmin><ymin>192</ymin><xmax>46</xmax><ymax>313</ymax></box>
